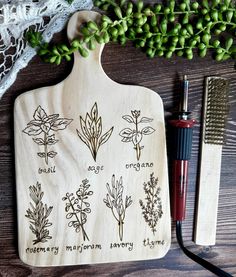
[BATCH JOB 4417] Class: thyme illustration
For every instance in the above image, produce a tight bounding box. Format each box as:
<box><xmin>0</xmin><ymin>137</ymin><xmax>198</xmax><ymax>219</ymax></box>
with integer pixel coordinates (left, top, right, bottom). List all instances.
<box><xmin>25</xmin><ymin>182</ymin><xmax>53</xmax><ymax>245</ymax></box>
<box><xmin>119</xmin><ymin>110</ymin><xmax>155</xmax><ymax>161</ymax></box>
<box><xmin>103</xmin><ymin>175</ymin><xmax>132</xmax><ymax>241</ymax></box>
<box><xmin>62</xmin><ymin>179</ymin><xmax>93</xmax><ymax>241</ymax></box>
<box><xmin>139</xmin><ymin>173</ymin><xmax>163</xmax><ymax>235</ymax></box>
<box><xmin>23</xmin><ymin>105</ymin><xmax>73</xmax><ymax>165</ymax></box>
<box><xmin>76</xmin><ymin>102</ymin><xmax>114</xmax><ymax>162</ymax></box>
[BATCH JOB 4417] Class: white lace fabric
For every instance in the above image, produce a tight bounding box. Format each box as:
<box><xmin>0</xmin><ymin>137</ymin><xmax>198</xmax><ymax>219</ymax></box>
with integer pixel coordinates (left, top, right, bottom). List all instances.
<box><xmin>0</xmin><ymin>0</ymin><xmax>93</xmax><ymax>99</ymax></box>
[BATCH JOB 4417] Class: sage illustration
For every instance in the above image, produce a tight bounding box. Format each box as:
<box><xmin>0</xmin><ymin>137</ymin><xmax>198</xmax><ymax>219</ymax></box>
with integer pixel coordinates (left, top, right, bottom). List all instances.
<box><xmin>23</xmin><ymin>105</ymin><xmax>73</xmax><ymax>165</ymax></box>
<box><xmin>103</xmin><ymin>175</ymin><xmax>132</xmax><ymax>241</ymax></box>
<box><xmin>139</xmin><ymin>173</ymin><xmax>163</xmax><ymax>235</ymax></box>
<box><xmin>119</xmin><ymin>110</ymin><xmax>155</xmax><ymax>161</ymax></box>
<box><xmin>62</xmin><ymin>179</ymin><xmax>93</xmax><ymax>241</ymax></box>
<box><xmin>25</xmin><ymin>182</ymin><xmax>53</xmax><ymax>245</ymax></box>
<box><xmin>76</xmin><ymin>102</ymin><xmax>114</xmax><ymax>162</ymax></box>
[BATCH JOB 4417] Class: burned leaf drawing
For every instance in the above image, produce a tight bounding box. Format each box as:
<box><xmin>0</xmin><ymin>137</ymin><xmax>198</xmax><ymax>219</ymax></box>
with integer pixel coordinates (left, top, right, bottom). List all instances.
<box><xmin>76</xmin><ymin>102</ymin><xmax>114</xmax><ymax>162</ymax></box>
<box><xmin>62</xmin><ymin>179</ymin><xmax>93</xmax><ymax>241</ymax></box>
<box><xmin>25</xmin><ymin>182</ymin><xmax>53</xmax><ymax>245</ymax></box>
<box><xmin>103</xmin><ymin>175</ymin><xmax>132</xmax><ymax>241</ymax></box>
<box><xmin>119</xmin><ymin>110</ymin><xmax>155</xmax><ymax>161</ymax></box>
<box><xmin>23</xmin><ymin>105</ymin><xmax>73</xmax><ymax>165</ymax></box>
<box><xmin>139</xmin><ymin>173</ymin><xmax>163</xmax><ymax>235</ymax></box>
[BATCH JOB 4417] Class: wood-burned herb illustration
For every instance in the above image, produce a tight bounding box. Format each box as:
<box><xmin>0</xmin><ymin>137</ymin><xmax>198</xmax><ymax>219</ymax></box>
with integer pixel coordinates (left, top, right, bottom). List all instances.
<box><xmin>23</xmin><ymin>105</ymin><xmax>73</xmax><ymax>165</ymax></box>
<box><xmin>25</xmin><ymin>182</ymin><xmax>53</xmax><ymax>245</ymax></box>
<box><xmin>139</xmin><ymin>173</ymin><xmax>163</xmax><ymax>235</ymax></box>
<box><xmin>76</xmin><ymin>102</ymin><xmax>114</xmax><ymax>162</ymax></box>
<box><xmin>119</xmin><ymin>110</ymin><xmax>155</xmax><ymax>161</ymax></box>
<box><xmin>62</xmin><ymin>179</ymin><xmax>93</xmax><ymax>241</ymax></box>
<box><xmin>103</xmin><ymin>175</ymin><xmax>132</xmax><ymax>241</ymax></box>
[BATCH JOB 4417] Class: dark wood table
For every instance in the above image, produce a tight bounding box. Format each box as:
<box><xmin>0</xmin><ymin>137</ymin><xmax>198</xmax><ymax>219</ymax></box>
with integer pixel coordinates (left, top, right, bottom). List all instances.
<box><xmin>0</xmin><ymin>35</ymin><xmax>236</xmax><ymax>276</ymax></box>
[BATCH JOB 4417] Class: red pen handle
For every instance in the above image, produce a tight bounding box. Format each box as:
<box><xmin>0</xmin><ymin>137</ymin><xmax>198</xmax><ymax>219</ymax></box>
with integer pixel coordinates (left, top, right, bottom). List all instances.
<box><xmin>169</xmin><ymin>119</ymin><xmax>195</xmax><ymax>221</ymax></box>
<box><xmin>172</xmin><ymin>160</ymin><xmax>189</xmax><ymax>221</ymax></box>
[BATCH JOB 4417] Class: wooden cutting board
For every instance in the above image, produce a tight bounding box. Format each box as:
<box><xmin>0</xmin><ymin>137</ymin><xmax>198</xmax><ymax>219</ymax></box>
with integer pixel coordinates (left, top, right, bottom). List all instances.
<box><xmin>14</xmin><ymin>11</ymin><xmax>171</xmax><ymax>266</ymax></box>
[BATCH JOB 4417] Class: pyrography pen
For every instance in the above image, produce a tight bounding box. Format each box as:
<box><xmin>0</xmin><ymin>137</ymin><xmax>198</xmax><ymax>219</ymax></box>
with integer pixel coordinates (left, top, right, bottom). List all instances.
<box><xmin>169</xmin><ymin>75</ymin><xmax>195</xmax><ymax>221</ymax></box>
<box><xmin>169</xmin><ymin>76</ymin><xmax>232</xmax><ymax>277</ymax></box>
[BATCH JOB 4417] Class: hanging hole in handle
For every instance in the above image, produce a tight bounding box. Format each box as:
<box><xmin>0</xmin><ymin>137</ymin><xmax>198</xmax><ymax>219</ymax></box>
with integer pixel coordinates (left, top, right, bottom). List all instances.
<box><xmin>67</xmin><ymin>11</ymin><xmax>104</xmax><ymax>56</ymax></box>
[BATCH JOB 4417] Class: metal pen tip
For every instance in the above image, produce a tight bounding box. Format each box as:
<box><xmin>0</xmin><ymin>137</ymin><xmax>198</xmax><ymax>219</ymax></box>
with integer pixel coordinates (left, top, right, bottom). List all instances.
<box><xmin>180</xmin><ymin>75</ymin><xmax>189</xmax><ymax>114</ymax></box>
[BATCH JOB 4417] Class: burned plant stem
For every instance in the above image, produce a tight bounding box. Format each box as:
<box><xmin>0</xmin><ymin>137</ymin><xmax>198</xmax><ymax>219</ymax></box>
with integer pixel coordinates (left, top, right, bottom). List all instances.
<box><xmin>44</xmin><ymin>132</ymin><xmax>48</xmax><ymax>165</ymax></box>
<box><xmin>135</xmin><ymin>116</ymin><xmax>141</xmax><ymax>160</ymax></box>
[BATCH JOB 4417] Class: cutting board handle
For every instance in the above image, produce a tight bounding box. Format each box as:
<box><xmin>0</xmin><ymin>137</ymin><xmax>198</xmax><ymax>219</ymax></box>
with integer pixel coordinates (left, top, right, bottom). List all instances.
<box><xmin>67</xmin><ymin>11</ymin><xmax>104</xmax><ymax>74</ymax></box>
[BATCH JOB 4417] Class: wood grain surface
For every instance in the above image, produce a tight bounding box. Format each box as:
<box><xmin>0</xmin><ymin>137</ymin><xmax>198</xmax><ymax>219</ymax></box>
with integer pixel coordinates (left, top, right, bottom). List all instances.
<box><xmin>0</xmin><ymin>13</ymin><xmax>236</xmax><ymax>277</ymax></box>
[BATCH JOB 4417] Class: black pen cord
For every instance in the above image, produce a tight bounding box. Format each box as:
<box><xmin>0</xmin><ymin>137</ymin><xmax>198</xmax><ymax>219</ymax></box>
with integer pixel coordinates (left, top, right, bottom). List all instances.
<box><xmin>176</xmin><ymin>221</ymin><xmax>232</xmax><ymax>277</ymax></box>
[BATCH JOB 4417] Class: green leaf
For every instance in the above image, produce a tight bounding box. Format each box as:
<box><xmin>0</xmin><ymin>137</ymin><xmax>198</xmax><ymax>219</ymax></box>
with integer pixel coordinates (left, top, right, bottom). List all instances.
<box><xmin>226</xmin><ymin>38</ymin><xmax>233</xmax><ymax>50</ymax></box>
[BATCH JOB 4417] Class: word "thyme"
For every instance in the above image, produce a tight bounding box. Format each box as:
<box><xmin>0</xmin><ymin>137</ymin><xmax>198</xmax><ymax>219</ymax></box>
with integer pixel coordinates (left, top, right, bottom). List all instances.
<box><xmin>139</xmin><ymin>173</ymin><xmax>163</xmax><ymax>235</ymax></box>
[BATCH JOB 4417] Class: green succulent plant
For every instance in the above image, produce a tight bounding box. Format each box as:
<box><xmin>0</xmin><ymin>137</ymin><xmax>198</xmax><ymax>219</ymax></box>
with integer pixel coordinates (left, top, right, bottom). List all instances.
<box><xmin>26</xmin><ymin>0</ymin><xmax>236</xmax><ymax>64</ymax></box>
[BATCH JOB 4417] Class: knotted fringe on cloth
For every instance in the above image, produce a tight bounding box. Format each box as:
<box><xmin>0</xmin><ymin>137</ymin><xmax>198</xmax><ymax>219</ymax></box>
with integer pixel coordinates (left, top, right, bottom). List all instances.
<box><xmin>0</xmin><ymin>0</ymin><xmax>93</xmax><ymax>99</ymax></box>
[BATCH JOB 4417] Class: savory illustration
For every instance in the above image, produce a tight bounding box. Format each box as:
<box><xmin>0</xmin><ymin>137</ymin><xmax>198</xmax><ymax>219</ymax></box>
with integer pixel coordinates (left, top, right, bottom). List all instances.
<box><xmin>103</xmin><ymin>175</ymin><xmax>132</xmax><ymax>241</ymax></box>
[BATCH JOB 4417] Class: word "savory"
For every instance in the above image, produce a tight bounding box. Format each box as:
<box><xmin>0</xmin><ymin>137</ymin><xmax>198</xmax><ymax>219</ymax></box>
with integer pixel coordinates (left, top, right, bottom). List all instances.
<box><xmin>125</xmin><ymin>162</ymin><xmax>154</xmax><ymax>172</ymax></box>
<box><xmin>110</xmin><ymin>242</ymin><xmax>134</xmax><ymax>251</ymax></box>
<box><xmin>143</xmin><ymin>238</ymin><xmax>165</xmax><ymax>249</ymax></box>
<box><xmin>25</xmin><ymin>246</ymin><xmax>59</xmax><ymax>255</ymax></box>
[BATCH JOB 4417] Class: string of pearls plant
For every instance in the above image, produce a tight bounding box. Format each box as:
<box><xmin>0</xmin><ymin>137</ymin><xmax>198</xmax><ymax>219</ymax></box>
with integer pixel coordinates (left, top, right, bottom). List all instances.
<box><xmin>26</xmin><ymin>0</ymin><xmax>236</xmax><ymax>65</ymax></box>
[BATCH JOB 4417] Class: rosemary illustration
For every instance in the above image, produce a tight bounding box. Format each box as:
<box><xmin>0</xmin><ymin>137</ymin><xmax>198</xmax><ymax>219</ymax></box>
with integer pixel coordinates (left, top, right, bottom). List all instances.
<box><xmin>119</xmin><ymin>110</ymin><xmax>155</xmax><ymax>161</ymax></box>
<box><xmin>25</xmin><ymin>182</ymin><xmax>53</xmax><ymax>245</ymax></box>
<box><xmin>103</xmin><ymin>175</ymin><xmax>132</xmax><ymax>241</ymax></box>
<box><xmin>139</xmin><ymin>173</ymin><xmax>163</xmax><ymax>235</ymax></box>
<box><xmin>23</xmin><ymin>105</ymin><xmax>73</xmax><ymax>165</ymax></box>
<box><xmin>76</xmin><ymin>102</ymin><xmax>114</xmax><ymax>162</ymax></box>
<box><xmin>62</xmin><ymin>179</ymin><xmax>93</xmax><ymax>241</ymax></box>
